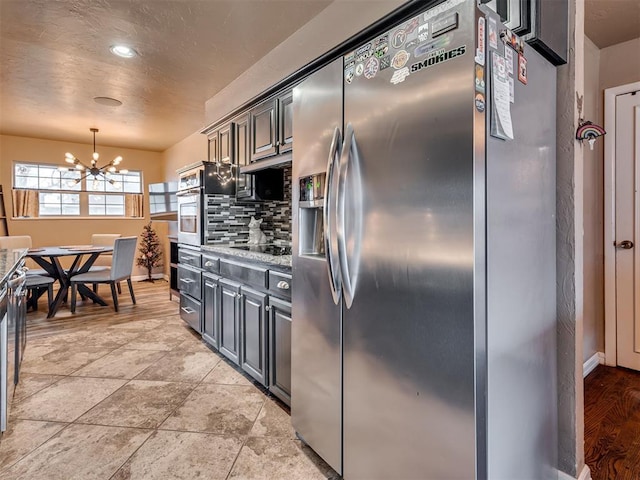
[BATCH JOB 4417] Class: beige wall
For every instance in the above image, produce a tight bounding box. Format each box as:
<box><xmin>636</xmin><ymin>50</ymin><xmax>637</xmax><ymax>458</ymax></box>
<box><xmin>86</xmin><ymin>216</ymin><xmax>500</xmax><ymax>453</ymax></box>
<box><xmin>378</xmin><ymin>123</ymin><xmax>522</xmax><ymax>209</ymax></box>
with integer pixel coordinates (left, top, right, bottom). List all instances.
<box><xmin>600</xmin><ymin>37</ymin><xmax>640</xmax><ymax>91</ymax></box>
<box><xmin>581</xmin><ymin>36</ymin><xmax>640</xmax><ymax>362</ymax></box>
<box><xmin>0</xmin><ymin>134</ymin><xmax>165</xmax><ymax>277</ymax></box>
<box><xmin>162</xmin><ymin>129</ymin><xmax>208</xmax><ymax>182</ymax></box>
<box><xmin>582</xmin><ymin>35</ymin><xmax>604</xmax><ymax>362</ymax></box>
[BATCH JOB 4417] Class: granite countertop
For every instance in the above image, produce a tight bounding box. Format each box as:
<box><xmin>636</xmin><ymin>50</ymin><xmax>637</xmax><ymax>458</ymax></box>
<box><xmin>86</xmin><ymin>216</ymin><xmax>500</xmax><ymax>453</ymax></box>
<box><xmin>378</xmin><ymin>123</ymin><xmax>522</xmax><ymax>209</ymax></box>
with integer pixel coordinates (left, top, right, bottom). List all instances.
<box><xmin>201</xmin><ymin>244</ymin><xmax>292</xmax><ymax>270</ymax></box>
<box><xmin>0</xmin><ymin>248</ymin><xmax>28</xmax><ymax>286</ymax></box>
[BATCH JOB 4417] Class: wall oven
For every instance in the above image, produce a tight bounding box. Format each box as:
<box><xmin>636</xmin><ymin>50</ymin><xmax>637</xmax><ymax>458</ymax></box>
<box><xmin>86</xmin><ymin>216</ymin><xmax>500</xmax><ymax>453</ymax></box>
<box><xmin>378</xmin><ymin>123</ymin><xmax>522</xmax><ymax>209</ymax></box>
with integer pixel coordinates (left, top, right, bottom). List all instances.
<box><xmin>177</xmin><ymin>188</ymin><xmax>203</xmax><ymax>246</ymax></box>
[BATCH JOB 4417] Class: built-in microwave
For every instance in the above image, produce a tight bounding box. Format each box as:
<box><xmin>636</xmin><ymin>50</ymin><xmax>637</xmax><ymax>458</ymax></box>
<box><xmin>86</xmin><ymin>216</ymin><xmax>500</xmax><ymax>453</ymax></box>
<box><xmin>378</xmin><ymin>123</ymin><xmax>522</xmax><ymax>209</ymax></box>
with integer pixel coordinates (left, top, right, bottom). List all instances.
<box><xmin>177</xmin><ymin>189</ymin><xmax>202</xmax><ymax>246</ymax></box>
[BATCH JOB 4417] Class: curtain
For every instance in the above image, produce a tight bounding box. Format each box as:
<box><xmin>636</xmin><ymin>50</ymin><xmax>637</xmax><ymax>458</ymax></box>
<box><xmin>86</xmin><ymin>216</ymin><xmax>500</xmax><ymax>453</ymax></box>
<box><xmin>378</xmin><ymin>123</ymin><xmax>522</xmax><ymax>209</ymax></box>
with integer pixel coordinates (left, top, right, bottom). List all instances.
<box><xmin>12</xmin><ymin>189</ymin><xmax>39</xmax><ymax>217</ymax></box>
<box><xmin>125</xmin><ymin>193</ymin><xmax>144</xmax><ymax>217</ymax></box>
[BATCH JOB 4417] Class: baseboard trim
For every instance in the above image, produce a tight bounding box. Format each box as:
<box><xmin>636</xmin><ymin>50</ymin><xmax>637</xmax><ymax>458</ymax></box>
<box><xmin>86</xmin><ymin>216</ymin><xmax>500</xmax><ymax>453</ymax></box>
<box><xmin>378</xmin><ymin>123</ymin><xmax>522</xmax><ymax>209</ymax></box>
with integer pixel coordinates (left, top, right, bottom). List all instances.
<box><xmin>583</xmin><ymin>351</ymin><xmax>605</xmax><ymax>378</ymax></box>
<box><xmin>558</xmin><ymin>465</ymin><xmax>592</xmax><ymax>480</ymax></box>
<box><xmin>130</xmin><ymin>273</ymin><xmax>165</xmax><ymax>282</ymax></box>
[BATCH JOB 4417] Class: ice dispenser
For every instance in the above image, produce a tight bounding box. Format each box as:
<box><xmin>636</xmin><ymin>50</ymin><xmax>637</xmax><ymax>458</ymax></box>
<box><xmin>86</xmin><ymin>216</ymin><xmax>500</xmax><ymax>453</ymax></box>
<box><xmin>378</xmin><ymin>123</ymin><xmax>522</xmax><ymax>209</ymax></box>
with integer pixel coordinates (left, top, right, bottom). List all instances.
<box><xmin>298</xmin><ymin>173</ymin><xmax>326</xmax><ymax>256</ymax></box>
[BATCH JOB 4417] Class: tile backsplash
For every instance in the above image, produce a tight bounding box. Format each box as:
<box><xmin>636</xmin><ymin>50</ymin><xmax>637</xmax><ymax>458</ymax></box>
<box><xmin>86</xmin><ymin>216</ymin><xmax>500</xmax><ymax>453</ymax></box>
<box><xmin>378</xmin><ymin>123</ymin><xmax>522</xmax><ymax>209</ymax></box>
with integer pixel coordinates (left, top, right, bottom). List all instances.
<box><xmin>205</xmin><ymin>166</ymin><xmax>292</xmax><ymax>245</ymax></box>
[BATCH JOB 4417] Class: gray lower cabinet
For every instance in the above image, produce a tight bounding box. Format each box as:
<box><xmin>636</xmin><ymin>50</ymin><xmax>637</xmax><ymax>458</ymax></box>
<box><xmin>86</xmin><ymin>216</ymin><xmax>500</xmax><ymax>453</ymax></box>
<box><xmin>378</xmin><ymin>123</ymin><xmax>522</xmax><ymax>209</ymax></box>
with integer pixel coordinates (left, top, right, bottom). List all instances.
<box><xmin>240</xmin><ymin>286</ymin><xmax>268</xmax><ymax>386</ymax></box>
<box><xmin>268</xmin><ymin>296</ymin><xmax>291</xmax><ymax>406</ymax></box>
<box><xmin>202</xmin><ymin>273</ymin><xmax>220</xmax><ymax>349</ymax></box>
<box><xmin>219</xmin><ymin>278</ymin><xmax>241</xmax><ymax>365</ymax></box>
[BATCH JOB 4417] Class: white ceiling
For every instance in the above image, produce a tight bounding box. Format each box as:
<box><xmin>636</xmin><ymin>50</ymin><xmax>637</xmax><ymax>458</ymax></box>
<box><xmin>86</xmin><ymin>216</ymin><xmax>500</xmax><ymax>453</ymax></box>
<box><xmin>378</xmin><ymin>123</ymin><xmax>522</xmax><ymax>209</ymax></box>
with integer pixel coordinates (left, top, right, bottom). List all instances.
<box><xmin>585</xmin><ymin>0</ymin><xmax>640</xmax><ymax>48</ymax></box>
<box><xmin>1</xmin><ymin>1</ymin><xmax>637</xmax><ymax>153</ymax></box>
<box><xmin>0</xmin><ymin>0</ymin><xmax>332</xmax><ymax>151</ymax></box>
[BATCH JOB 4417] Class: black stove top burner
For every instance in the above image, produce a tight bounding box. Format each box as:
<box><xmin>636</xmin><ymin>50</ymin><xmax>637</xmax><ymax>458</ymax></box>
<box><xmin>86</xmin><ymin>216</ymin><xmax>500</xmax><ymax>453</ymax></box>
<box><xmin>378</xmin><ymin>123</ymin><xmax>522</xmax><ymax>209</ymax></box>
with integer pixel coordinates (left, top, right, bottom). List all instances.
<box><xmin>229</xmin><ymin>244</ymin><xmax>292</xmax><ymax>256</ymax></box>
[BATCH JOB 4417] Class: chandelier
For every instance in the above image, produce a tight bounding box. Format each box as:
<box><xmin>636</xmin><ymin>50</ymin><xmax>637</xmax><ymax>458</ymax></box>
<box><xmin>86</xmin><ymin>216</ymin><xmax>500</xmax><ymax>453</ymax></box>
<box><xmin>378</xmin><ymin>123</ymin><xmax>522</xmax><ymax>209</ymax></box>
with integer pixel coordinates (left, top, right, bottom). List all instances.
<box><xmin>61</xmin><ymin>128</ymin><xmax>127</xmax><ymax>189</ymax></box>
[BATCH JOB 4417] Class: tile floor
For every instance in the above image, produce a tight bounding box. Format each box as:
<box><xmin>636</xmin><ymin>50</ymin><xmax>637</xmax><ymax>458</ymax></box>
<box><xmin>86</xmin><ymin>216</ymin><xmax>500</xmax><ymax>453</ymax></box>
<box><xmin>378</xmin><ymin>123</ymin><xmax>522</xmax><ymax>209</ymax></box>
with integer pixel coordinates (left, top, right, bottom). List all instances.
<box><xmin>0</xmin><ymin>301</ymin><xmax>335</xmax><ymax>479</ymax></box>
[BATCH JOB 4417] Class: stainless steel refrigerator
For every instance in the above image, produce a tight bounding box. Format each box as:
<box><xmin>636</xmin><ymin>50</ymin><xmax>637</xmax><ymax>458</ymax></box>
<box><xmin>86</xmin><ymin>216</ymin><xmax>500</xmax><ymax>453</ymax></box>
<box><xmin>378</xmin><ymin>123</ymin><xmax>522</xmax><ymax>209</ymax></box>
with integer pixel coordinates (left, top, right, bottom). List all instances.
<box><xmin>292</xmin><ymin>1</ymin><xmax>558</xmax><ymax>479</ymax></box>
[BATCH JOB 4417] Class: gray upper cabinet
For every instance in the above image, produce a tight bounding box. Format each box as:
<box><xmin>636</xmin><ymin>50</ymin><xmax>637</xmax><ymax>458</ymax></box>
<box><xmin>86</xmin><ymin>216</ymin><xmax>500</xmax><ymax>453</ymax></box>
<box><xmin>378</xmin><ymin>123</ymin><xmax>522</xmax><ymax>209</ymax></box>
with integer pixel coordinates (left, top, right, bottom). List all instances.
<box><xmin>278</xmin><ymin>90</ymin><xmax>293</xmax><ymax>154</ymax></box>
<box><xmin>250</xmin><ymin>87</ymin><xmax>294</xmax><ymax>162</ymax></box>
<box><xmin>250</xmin><ymin>99</ymin><xmax>278</xmax><ymax>161</ymax></box>
<box><xmin>208</xmin><ymin>131</ymin><xmax>218</xmax><ymax>163</ymax></box>
<box><xmin>234</xmin><ymin>113</ymin><xmax>253</xmax><ymax>199</ymax></box>
<box><xmin>218</xmin><ymin>123</ymin><xmax>233</xmax><ymax>164</ymax></box>
<box><xmin>240</xmin><ymin>286</ymin><xmax>268</xmax><ymax>386</ymax></box>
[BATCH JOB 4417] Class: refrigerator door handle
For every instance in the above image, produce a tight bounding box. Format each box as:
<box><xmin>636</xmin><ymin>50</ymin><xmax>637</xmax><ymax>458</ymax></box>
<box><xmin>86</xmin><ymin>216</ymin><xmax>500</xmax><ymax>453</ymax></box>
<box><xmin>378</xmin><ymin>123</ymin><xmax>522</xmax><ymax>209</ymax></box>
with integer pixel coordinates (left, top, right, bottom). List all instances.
<box><xmin>337</xmin><ymin>123</ymin><xmax>362</xmax><ymax>309</ymax></box>
<box><xmin>324</xmin><ymin>126</ymin><xmax>343</xmax><ymax>304</ymax></box>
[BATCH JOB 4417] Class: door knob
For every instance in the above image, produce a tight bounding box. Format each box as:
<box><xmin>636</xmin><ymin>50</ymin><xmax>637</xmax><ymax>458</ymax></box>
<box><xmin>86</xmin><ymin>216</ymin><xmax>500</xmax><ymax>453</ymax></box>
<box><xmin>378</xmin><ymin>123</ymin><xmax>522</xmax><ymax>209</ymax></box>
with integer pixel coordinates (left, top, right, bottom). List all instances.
<box><xmin>616</xmin><ymin>240</ymin><xmax>634</xmax><ymax>249</ymax></box>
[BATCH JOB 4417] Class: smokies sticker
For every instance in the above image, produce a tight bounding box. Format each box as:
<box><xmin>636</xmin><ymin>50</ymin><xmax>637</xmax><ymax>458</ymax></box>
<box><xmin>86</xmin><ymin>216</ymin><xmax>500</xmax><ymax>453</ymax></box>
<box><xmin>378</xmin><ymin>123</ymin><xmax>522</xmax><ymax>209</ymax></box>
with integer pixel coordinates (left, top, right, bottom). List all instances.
<box><xmin>410</xmin><ymin>45</ymin><xmax>467</xmax><ymax>73</ymax></box>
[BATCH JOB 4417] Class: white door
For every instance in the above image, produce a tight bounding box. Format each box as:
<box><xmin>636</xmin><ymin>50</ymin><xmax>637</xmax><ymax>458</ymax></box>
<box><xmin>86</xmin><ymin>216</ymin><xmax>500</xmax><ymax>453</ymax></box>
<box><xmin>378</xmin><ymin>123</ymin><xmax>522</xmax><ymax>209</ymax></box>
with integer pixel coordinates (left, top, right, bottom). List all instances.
<box><xmin>616</xmin><ymin>91</ymin><xmax>640</xmax><ymax>370</ymax></box>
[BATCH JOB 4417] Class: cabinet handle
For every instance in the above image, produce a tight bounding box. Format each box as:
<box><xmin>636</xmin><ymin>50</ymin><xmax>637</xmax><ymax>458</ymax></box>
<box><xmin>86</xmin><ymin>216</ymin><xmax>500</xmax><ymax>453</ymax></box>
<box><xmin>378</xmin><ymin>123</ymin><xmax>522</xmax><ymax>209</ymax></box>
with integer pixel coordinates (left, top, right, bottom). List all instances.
<box><xmin>205</xmin><ymin>261</ymin><xmax>214</xmax><ymax>267</ymax></box>
<box><xmin>277</xmin><ymin>281</ymin><xmax>290</xmax><ymax>290</ymax></box>
<box><xmin>180</xmin><ymin>278</ymin><xmax>195</xmax><ymax>284</ymax></box>
<box><xmin>181</xmin><ymin>306</ymin><xmax>195</xmax><ymax>314</ymax></box>
<box><xmin>180</xmin><ymin>256</ymin><xmax>192</xmax><ymax>262</ymax></box>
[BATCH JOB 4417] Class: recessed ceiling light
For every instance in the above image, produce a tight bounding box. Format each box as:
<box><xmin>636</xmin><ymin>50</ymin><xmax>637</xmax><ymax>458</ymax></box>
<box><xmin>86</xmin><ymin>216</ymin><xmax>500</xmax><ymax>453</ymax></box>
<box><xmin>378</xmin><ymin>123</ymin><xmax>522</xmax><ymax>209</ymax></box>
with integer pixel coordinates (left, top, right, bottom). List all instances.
<box><xmin>110</xmin><ymin>45</ymin><xmax>137</xmax><ymax>58</ymax></box>
<box><xmin>94</xmin><ymin>96</ymin><xmax>123</xmax><ymax>107</ymax></box>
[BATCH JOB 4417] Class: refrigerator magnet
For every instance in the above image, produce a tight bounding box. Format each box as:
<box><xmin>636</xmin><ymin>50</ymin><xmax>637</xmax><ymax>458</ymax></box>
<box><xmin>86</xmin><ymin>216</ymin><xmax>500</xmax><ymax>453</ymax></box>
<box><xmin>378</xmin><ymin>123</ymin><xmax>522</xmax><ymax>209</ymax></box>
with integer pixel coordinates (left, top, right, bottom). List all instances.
<box><xmin>488</xmin><ymin>17</ymin><xmax>498</xmax><ymax>49</ymax></box>
<box><xmin>475</xmin><ymin>17</ymin><xmax>485</xmax><ymax>66</ymax></box>
<box><xmin>518</xmin><ymin>54</ymin><xmax>527</xmax><ymax>85</ymax></box>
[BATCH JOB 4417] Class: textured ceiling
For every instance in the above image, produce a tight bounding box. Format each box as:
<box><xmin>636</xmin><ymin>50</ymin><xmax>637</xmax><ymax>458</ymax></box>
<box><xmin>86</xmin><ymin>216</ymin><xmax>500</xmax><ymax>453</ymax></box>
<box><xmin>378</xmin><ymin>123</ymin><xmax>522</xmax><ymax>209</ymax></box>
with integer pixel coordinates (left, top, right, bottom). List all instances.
<box><xmin>585</xmin><ymin>0</ymin><xmax>640</xmax><ymax>48</ymax></box>
<box><xmin>0</xmin><ymin>0</ymin><xmax>332</xmax><ymax>151</ymax></box>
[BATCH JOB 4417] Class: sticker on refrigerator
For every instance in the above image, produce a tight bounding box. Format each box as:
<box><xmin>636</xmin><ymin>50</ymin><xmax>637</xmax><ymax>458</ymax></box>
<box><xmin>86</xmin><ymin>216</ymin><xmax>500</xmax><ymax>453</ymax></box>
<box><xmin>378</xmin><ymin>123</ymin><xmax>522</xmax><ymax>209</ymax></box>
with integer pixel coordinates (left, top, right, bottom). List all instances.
<box><xmin>390</xmin><ymin>67</ymin><xmax>411</xmax><ymax>85</ymax></box>
<box><xmin>475</xmin><ymin>93</ymin><xmax>485</xmax><ymax>112</ymax></box>
<box><xmin>518</xmin><ymin>54</ymin><xmax>528</xmax><ymax>84</ymax></box>
<box><xmin>363</xmin><ymin>57</ymin><xmax>379</xmax><ymax>79</ymax></box>
<box><xmin>344</xmin><ymin>64</ymin><xmax>355</xmax><ymax>84</ymax></box>
<box><xmin>355</xmin><ymin>63</ymin><xmax>364</xmax><ymax>77</ymax></box>
<box><xmin>380</xmin><ymin>55</ymin><xmax>391</xmax><ymax>70</ymax></box>
<box><xmin>392</xmin><ymin>50</ymin><xmax>410</xmax><ymax>69</ymax></box>
<box><xmin>475</xmin><ymin>17</ymin><xmax>485</xmax><ymax>66</ymax></box>
<box><xmin>405</xmin><ymin>17</ymin><xmax>420</xmax><ymax>34</ymax></box>
<box><xmin>505</xmin><ymin>48</ymin><xmax>514</xmax><ymax>75</ymax></box>
<box><xmin>490</xmin><ymin>52</ymin><xmax>514</xmax><ymax>140</ymax></box>
<box><xmin>410</xmin><ymin>45</ymin><xmax>466</xmax><ymax>72</ymax></box>
<box><xmin>414</xmin><ymin>36</ymin><xmax>451</xmax><ymax>58</ymax></box>
<box><xmin>374</xmin><ymin>42</ymin><xmax>389</xmax><ymax>58</ymax></box>
<box><xmin>423</xmin><ymin>0</ymin><xmax>465</xmax><ymax>21</ymax></box>
<box><xmin>488</xmin><ymin>17</ymin><xmax>498</xmax><ymax>49</ymax></box>
<box><xmin>475</xmin><ymin>64</ymin><xmax>485</xmax><ymax>93</ymax></box>
<box><xmin>392</xmin><ymin>29</ymin><xmax>407</xmax><ymax>48</ymax></box>
<box><xmin>344</xmin><ymin>52</ymin><xmax>355</xmax><ymax>64</ymax></box>
<box><xmin>355</xmin><ymin>42</ymin><xmax>374</xmax><ymax>62</ymax></box>
<box><xmin>509</xmin><ymin>76</ymin><xmax>515</xmax><ymax>102</ymax></box>
<box><xmin>500</xmin><ymin>28</ymin><xmax>525</xmax><ymax>54</ymax></box>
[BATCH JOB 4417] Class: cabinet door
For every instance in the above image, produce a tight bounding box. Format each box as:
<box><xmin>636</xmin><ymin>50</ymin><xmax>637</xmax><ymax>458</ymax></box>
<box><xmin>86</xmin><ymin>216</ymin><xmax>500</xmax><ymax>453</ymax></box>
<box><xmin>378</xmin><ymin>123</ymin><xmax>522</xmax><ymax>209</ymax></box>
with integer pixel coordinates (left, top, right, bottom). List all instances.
<box><xmin>218</xmin><ymin>123</ymin><xmax>233</xmax><ymax>164</ymax></box>
<box><xmin>219</xmin><ymin>279</ymin><xmax>242</xmax><ymax>365</ymax></box>
<box><xmin>234</xmin><ymin>113</ymin><xmax>254</xmax><ymax>199</ymax></box>
<box><xmin>203</xmin><ymin>274</ymin><xmax>220</xmax><ymax>349</ymax></box>
<box><xmin>208</xmin><ymin>131</ymin><xmax>218</xmax><ymax>163</ymax></box>
<box><xmin>268</xmin><ymin>296</ymin><xmax>291</xmax><ymax>406</ymax></box>
<box><xmin>250</xmin><ymin>99</ymin><xmax>277</xmax><ymax>161</ymax></box>
<box><xmin>240</xmin><ymin>286</ymin><xmax>268</xmax><ymax>386</ymax></box>
<box><xmin>278</xmin><ymin>90</ymin><xmax>293</xmax><ymax>154</ymax></box>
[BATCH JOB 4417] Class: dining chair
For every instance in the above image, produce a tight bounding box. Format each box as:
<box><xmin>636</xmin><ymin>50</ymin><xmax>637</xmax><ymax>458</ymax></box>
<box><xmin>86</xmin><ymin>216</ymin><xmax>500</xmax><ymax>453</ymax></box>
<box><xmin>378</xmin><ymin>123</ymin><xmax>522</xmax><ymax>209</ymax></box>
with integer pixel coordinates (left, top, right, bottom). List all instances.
<box><xmin>89</xmin><ymin>233</ymin><xmax>121</xmax><ymax>292</ymax></box>
<box><xmin>70</xmin><ymin>236</ymin><xmax>137</xmax><ymax>313</ymax></box>
<box><xmin>0</xmin><ymin>235</ymin><xmax>49</xmax><ymax>276</ymax></box>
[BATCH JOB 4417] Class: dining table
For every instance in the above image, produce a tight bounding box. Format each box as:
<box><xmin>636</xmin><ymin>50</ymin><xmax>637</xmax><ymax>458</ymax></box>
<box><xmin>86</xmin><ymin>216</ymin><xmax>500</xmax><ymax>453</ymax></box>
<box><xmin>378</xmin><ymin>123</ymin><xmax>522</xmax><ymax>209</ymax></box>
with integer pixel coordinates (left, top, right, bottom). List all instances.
<box><xmin>26</xmin><ymin>245</ymin><xmax>114</xmax><ymax>318</ymax></box>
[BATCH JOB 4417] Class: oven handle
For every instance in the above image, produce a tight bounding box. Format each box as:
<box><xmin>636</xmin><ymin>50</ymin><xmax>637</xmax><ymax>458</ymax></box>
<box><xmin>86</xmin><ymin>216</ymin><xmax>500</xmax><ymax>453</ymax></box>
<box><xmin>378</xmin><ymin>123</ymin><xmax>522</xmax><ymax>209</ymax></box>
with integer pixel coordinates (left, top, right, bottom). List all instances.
<box><xmin>176</xmin><ymin>187</ymin><xmax>202</xmax><ymax>197</ymax></box>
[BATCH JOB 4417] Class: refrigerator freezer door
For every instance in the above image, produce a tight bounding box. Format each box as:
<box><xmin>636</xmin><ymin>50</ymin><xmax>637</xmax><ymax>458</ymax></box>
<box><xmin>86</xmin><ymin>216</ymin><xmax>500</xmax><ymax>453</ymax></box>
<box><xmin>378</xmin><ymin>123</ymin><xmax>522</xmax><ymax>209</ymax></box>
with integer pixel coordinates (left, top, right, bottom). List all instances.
<box><xmin>342</xmin><ymin>3</ymin><xmax>478</xmax><ymax>479</ymax></box>
<box><xmin>291</xmin><ymin>58</ymin><xmax>343</xmax><ymax>474</ymax></box>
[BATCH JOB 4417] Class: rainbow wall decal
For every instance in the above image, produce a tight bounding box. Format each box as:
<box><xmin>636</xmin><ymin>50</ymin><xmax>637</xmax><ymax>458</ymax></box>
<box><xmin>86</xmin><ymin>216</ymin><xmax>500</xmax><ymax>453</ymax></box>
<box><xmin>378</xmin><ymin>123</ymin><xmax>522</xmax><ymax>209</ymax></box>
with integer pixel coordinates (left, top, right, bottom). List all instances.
<box><xmin>576</xmin><ymin>120</ymin><xmax>606</xmax><ymax>141</ymax></box>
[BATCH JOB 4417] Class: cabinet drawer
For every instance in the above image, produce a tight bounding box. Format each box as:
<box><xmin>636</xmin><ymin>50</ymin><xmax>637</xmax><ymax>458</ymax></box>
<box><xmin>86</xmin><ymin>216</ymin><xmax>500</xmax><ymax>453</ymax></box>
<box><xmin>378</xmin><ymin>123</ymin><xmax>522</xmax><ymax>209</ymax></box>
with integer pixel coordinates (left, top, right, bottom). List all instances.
<box><xmin>178</xmin><ymin>248</ymin><xmax>201</xmax><ymax>268</ymax></box>
<box><xmin>178</xmin><ymin>265</ymin><xmax>202</xmax><ymax>299</ymax></box>
<box><xmin>219</xmin><ymin>259</ymin><xmax>268</xmax><ymax>289</ymax></box>
<box><xmin>202</xmin><ymin>255</ymin><xmax>220</xmax><ymax>274</ymax></box>
<box><xmin>268</xmin><ymin>271</ymin><xmax>292</xmax><ymax>300</ymax></box>
<box><xmin>180</xmin><ymin>294</ymin><xmax>201</xmax><ymax>333</ymax></box>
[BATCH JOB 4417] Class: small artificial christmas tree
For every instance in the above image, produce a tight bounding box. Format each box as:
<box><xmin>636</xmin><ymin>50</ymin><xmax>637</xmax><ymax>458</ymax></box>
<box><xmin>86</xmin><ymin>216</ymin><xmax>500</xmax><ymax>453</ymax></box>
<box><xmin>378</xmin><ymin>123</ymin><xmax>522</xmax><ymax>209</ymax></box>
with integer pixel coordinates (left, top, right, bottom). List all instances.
<box><xmin>136</xmin><ymin>222</ymin><xmax>163</xmax><ymax>282</ymax></box>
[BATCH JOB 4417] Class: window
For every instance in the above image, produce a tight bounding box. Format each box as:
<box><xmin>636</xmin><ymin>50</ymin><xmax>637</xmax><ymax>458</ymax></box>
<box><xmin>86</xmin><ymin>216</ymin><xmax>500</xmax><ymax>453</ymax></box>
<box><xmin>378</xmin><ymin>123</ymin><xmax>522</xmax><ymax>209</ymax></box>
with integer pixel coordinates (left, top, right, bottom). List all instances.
<box><xmin>13</xmin><ymin>162</ymin><xmax>143</xmax><ymax>218</ymax></box>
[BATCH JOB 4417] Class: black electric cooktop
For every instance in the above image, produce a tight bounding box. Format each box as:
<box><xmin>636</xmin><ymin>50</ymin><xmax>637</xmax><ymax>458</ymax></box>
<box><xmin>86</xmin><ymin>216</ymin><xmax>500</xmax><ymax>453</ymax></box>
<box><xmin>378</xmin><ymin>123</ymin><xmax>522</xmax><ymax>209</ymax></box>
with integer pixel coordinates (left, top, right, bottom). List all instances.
<box><xmin>229</xmin><ymin>244</ymin><xmax>292</xmax><ymax>256</ymax></box>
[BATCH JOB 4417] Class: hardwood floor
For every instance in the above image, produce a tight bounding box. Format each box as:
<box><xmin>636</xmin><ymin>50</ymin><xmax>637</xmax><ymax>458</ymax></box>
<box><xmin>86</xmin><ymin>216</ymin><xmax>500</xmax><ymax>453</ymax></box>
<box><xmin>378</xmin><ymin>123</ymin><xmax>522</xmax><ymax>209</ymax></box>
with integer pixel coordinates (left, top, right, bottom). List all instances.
<box><xmin>585</xmin><ymin>365</ymin><xmax>640</xmax><ymax>480</ymax></box>
<box><xmin>26</xmin><ymin>279</ymin><xmax>178</xmax><ymax>340</ymax></box>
